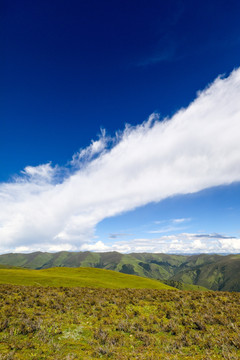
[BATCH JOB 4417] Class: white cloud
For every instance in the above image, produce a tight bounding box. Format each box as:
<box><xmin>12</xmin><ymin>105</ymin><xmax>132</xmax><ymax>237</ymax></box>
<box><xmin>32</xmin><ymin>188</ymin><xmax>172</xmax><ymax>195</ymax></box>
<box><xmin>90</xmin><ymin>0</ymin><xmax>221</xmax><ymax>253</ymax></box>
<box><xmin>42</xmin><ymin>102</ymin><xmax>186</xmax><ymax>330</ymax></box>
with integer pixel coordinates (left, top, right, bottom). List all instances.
<box><xmin>21</xmin><ymin>163</ymin><xmax>56</xmax><ymax>183</ymax></box>
<box><xmin>70</xmin><ymin>128</ymin><xmax>110</xmax><ymax>167</ymax></box>
<box><xmin>80</xmin><ymin>233</ymin><xmax>240</xmax><ymax>254</ymax></box>
<box><xmin>148</xmin><ymin>218</ymin><xmax>192</xmax><ymax>234</ymax></box>
<box><xmin>80</xmin><ymin>241</ymin><xmax>109</xmax><ymax>252</ymax></box>
<box><xmin>1</xmin><ymin>68</ymin><xmax>240</xmax><ymax>253</ymax></box>
<box><xmin>172</xmin><ymin>218</ymin><xmax>191</xmax><ymax>224</ymax></box>
<box><xmin>148</xmin><ymin>226</ymin><xmax>188</xmax><ymax>234</ymax></box>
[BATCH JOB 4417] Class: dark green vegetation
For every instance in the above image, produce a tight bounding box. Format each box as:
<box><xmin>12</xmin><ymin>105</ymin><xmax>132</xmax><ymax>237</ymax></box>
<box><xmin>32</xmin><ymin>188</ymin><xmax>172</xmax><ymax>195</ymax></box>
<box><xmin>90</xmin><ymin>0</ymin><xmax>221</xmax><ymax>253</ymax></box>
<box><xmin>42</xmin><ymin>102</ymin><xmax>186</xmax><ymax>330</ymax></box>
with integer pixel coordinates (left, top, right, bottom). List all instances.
<box><xmin>0</xmin><ymin>267</ymin><xmax>172</xmax><ymax>290</ymax></box>
<box><xmin>0</xmin><ymin>285</ymin><xmax>240</xmax><ymax>359</ymax></box>
<box><xmin>1</xmin><ymin>251</ymin><xmax>240</xmax><ymax>291</ymax></box>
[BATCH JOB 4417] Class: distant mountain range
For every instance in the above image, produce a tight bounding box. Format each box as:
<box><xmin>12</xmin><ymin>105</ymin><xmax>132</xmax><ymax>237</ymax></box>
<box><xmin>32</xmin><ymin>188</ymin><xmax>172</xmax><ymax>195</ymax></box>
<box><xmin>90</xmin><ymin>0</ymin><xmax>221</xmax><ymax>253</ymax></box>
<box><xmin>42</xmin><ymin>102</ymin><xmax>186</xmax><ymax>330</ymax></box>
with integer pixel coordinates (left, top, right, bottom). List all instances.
<box><xmin>0</xmin><ymin>251</ymin><xmax>239</xmax><ymax>291</ymax></box>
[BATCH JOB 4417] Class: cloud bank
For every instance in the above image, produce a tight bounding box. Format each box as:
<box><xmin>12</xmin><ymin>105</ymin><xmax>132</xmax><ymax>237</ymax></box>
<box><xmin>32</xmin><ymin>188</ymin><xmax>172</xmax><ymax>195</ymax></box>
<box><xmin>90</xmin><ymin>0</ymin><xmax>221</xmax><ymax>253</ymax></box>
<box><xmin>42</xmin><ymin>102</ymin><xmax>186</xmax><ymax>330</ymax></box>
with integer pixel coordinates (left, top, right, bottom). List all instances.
<box><xmin>1</xmin><ymin>68</ymin><xmax>240</xmax><ymax>253</ymax></box>
<box><xmin>80</xmin><ymin>233</ymin><xmax>240</xmax><ymax>254</ymax></box>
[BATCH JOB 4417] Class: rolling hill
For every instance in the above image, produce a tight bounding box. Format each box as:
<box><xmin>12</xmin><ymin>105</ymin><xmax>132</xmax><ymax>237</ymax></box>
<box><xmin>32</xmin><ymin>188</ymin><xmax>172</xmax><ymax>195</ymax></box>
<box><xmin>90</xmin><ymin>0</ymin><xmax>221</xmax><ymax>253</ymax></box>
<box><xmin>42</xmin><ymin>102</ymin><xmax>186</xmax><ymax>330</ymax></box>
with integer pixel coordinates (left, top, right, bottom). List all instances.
<box><xmin>0</xmin><ymin>266</ymin><xmax>174</xmax><ymax>289</ymax></box>
<box><xmin>0</xmin><ymin>251</ymin><xmax>239</xmax><ymax>291</ymax></box>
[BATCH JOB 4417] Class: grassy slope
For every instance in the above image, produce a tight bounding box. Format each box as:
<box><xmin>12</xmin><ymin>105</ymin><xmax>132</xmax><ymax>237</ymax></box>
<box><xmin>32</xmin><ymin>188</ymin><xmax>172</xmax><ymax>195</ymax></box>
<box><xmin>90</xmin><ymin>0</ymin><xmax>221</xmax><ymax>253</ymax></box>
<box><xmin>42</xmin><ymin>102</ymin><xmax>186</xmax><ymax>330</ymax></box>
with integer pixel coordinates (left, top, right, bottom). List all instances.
<box><xmin>0</xmin><ymin>267</ymin><xmax>174</xmax><ymax>289</ymax></box>
<box><xmin>1</xmin><ymin>251</ymin><xmax>240</xmax><ymax>291</ymax></box>
<box><xmin>180</xmin><ymin>283</ymin><xmax>209</xmax><ymax>291</ymax></box>
<box><xmin>172</xmin><ymin>255</ymin><xmax>240</xmax><ymax>291</ymax></box>
<box><xmin>162</xmin><ymin>279</ymin><xmax>209</xmax><ymax>291</ymax></box>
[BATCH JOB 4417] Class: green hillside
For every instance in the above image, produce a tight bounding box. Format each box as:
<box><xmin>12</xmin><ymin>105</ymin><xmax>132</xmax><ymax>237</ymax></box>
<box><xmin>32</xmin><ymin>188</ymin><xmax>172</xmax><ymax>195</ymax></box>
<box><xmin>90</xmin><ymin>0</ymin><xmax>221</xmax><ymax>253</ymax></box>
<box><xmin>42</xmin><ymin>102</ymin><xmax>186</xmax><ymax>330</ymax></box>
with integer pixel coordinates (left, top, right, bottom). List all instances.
<box><xmin>0</xmin><ymin>266</ymin><xmax>173</xmax><ymax>289</ymax></box>
<box><xmin>172</xmin><ymin>255</ymin><xmax>240</xmax><ymax>291</ymax></box>
<box><xmin>0</xmin><ymin>251</ymin><xmax>239</xmax><ymax>291</ymax></box>
<box><xmin>162</xmin><ymin>279</ymin><xmax>209</xmax><ymax>291</ymax></box>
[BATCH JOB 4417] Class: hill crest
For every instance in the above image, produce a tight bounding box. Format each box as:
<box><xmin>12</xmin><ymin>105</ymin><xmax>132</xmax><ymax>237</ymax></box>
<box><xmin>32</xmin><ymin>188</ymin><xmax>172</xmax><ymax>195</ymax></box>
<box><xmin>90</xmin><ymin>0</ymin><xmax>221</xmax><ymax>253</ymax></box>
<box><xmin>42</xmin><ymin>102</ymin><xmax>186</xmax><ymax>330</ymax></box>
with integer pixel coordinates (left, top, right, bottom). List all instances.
<box><xmin>0</xmin><ymin>251</ymin><xmax>239</xmax><ymax>291</ymax></box>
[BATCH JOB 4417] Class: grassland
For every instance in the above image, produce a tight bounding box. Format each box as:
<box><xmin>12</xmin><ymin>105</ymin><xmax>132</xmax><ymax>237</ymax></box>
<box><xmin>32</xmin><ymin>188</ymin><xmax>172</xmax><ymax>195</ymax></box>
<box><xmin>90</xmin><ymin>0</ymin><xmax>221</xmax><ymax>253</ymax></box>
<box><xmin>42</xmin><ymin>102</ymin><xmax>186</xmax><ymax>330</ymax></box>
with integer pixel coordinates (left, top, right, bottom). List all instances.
<box><xmin>1</xmin><ymin>251</ymin><xmax>240</xmax><ymax>291</ymax></box>
<box><xmin>0</xmin><ymin>267</ymin><xmax>173</xmax><ymax>290</ymax></box>
<box><xmin>0</xmin><ymin>284</ymin><xmax>240</xmax><ymax>359</ymax></box>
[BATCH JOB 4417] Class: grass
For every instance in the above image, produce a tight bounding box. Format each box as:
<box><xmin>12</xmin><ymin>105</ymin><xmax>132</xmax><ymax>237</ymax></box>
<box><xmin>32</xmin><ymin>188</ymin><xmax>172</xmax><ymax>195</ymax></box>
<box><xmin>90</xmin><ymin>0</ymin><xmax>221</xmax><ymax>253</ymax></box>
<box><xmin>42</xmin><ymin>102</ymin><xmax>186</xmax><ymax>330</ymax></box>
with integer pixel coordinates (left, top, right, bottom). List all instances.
<box><xmin>163</xmin><ymin>280</ymin><xmax>209</xmax><ymax>291</ymax></box>
<box><xmin>1</xmin><ymin>251</ymin><xmax>240</xmax><ymax>291</ymax></box>
<box><xmin>0</xmin><ymin>267</ymin><xmax>173</xmax><ymax>289</ymax></box>
<box><xmin>0</xmin><ymin>285</ymin><xmax>240</xmax><ymax>359</ymax></box>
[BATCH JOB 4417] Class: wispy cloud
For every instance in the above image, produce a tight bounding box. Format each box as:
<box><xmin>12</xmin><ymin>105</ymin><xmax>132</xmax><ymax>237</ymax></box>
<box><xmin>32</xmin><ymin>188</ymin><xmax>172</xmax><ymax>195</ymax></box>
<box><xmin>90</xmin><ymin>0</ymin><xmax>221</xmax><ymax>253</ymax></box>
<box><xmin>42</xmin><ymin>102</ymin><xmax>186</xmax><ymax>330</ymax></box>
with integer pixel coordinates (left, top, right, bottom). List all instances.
<box><xmin>148</xmin><ymin>218</ymin><xmax>191</xmax><ymax>234</ymax></box>
<box><xmin>1</xmin><ymin>68</ymin><xmax>240</xmax><ymax>253</ymax></box>
<box><xmin>70</xmin><ymin>129</ymin><xmax>112</xmax><ymax>168</ymax></box>
<box><xmin>137</xmin><ymin>43</ymin><xmax>176</xmax><ymax>66</ymax></box>
<box><xmin>172</xmin><ymin>218</ymin><xmax>191</xmax><ymax>224</ymax></box>
<box><xmin>137</xmin><ymin>5</ymin><xmax>184</xmax><ymax>67</ymax></box>
<box><xmin>148</xmin><ymin>226</ymin><xmax>188</xmax><ymax>234</ymax></box>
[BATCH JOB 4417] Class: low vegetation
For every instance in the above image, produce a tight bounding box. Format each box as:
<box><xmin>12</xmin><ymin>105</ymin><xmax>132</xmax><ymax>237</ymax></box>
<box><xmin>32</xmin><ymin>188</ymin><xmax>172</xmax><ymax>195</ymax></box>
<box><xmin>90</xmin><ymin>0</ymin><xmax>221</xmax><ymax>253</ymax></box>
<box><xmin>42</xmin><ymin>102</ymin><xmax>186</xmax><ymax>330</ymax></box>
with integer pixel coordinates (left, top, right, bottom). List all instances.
<box><xmin>0</xmin><ymin>284</ymin><xmax>240</xmax><ymax>359</ymax></box>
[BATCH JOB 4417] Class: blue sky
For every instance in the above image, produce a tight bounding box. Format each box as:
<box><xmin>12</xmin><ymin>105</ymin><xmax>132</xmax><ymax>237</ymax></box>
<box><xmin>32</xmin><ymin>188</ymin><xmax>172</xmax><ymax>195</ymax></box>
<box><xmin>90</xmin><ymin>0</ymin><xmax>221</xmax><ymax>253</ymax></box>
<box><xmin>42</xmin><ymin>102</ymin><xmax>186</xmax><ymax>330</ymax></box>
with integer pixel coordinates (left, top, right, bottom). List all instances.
<box><xmin>1</xmin><ymin>0</ymin><xmax>240</xmax><ymax>254</ymax></box>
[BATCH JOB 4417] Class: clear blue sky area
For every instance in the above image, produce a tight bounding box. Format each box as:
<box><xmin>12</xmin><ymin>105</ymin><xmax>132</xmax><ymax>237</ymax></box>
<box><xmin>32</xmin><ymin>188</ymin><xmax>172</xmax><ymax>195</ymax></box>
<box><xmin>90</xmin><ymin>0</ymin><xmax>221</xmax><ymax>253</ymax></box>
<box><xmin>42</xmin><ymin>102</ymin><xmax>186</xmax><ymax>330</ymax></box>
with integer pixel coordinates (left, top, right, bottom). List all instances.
<box><xmin>97</xmin><ymin>183</ymin><xmax>240</xmax><ymax>243</ymax></box>
<box><xmin>1</xmin><ymin>0</ymin><xmax>240</xmax><ymax>253</ymax></box>
<box><xmin>2</xmin><ymin>0</ymin><xmax>240</xmax><ymax>179</ymax></box>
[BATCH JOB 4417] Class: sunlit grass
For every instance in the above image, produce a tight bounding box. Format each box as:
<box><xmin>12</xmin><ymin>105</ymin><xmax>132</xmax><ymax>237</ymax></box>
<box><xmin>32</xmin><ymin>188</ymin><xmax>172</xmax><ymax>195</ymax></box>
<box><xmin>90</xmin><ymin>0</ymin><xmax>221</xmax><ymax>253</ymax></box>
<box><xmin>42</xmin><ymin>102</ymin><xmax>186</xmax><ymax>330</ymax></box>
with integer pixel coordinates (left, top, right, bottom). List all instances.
<box><xmin>0</xmin><ymin>267</ymin><xmax>173</xmax><ymax>289</ymax></box>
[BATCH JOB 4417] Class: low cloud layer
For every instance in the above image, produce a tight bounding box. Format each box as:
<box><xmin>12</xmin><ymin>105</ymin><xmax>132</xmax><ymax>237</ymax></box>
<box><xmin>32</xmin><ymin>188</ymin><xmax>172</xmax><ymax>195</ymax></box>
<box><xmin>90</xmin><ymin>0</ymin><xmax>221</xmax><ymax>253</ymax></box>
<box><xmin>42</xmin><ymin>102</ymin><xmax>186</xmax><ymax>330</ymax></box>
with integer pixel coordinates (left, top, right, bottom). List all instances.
<box><xmin>79</xmin><ymin>233</ymin><xmax>240</xmax><ymax>254</ymax></box>
<box><xmin>1</xmin><ymin>68</ymin><xmax>240</xmax><ymax>253</ymax></box>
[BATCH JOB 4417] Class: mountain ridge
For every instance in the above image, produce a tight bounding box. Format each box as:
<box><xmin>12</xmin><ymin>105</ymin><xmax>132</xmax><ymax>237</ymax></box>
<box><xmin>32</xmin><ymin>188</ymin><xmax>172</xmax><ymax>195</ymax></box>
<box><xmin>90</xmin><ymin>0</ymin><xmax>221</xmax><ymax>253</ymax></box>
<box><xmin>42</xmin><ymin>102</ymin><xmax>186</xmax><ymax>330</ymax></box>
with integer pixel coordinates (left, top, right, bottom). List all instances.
<box><xmin>0</xmin><ymin>251</ymin><xmax>239</xmax><ymax>291</ymax></box>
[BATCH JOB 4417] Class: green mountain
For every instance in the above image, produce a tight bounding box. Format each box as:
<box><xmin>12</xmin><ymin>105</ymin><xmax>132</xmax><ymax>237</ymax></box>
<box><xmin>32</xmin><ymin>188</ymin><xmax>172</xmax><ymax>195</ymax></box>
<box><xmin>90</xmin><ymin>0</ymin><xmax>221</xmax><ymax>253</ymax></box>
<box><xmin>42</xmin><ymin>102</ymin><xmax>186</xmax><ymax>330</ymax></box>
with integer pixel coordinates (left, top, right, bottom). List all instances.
<box><xmin>0</xmin><ymin>251</ymin><xmax>239</xmax><ymax>291</ymax></box>
<box><xmin>172</xmin><ymin>254</ymin><xmax>240</xmax><ymax>291</ymax></box>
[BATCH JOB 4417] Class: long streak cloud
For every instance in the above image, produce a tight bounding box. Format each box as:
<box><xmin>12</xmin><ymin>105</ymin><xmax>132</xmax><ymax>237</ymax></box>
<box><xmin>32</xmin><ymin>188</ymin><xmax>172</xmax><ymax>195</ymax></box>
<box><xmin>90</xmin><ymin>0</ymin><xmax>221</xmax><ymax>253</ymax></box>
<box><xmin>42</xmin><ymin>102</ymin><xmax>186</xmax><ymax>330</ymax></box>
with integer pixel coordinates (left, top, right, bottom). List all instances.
<box><xmin>1</xmin><ymin>68</ymin><xmax>240</xmax><ymax>253</ymax></box>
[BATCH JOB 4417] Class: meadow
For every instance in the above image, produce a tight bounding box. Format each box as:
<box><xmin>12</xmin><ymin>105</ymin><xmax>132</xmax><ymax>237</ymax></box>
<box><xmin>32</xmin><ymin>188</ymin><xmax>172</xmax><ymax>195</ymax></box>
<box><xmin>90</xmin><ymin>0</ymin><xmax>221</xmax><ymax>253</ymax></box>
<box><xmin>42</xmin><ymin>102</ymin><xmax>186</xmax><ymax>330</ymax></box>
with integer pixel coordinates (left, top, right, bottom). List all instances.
<box><xmin>0</xmin><ymin>282</ymin><xmax>240</xmax><ymax>359</ymax></box>
<box><xmin>0</xmin><ymin>267</ymin><xmax>172</xmax><ymax>290</ymax></box>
